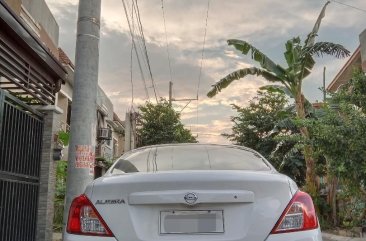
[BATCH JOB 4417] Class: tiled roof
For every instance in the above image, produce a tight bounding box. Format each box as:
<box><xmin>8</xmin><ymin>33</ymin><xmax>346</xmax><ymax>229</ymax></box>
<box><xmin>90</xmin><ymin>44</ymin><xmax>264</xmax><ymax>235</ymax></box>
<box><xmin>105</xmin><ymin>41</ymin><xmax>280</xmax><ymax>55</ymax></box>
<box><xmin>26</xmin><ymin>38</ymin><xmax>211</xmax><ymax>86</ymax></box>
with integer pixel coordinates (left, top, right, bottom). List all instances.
<box><xmin>312</xmin><ymin>102</ymin><xmax>324</xmax><ymax>109</ymax></box>
<box><xmin>58</xmin><ymin>47</ymin><xmax>74</xmax><ymax>69</ymax></box>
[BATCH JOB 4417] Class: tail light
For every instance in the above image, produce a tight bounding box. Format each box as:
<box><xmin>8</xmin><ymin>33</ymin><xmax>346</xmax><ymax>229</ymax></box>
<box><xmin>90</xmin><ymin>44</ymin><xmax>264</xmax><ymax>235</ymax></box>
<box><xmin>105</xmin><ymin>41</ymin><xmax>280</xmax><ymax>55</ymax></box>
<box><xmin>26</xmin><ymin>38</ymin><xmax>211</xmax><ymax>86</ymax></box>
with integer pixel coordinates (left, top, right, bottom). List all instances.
<box><xmin>271</xmin><ymin>191</ymin><xmax>318</xmax><ymax>234</ymax></box>
<box><xmin>67</xmin><ymin>194</ymin><xmax>114</xmax><ymax>237</ymax></box>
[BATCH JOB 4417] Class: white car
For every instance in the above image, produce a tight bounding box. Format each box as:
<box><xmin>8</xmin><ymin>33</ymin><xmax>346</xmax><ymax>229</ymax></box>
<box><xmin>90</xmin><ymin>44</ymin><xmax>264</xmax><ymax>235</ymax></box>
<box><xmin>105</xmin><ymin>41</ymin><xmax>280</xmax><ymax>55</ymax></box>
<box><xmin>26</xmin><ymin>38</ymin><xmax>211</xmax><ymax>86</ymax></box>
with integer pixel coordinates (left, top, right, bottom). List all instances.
<box><xmin>64</xmin><ymin>144</ymin><xmax>322</xmax><ymax>241</ymax></box>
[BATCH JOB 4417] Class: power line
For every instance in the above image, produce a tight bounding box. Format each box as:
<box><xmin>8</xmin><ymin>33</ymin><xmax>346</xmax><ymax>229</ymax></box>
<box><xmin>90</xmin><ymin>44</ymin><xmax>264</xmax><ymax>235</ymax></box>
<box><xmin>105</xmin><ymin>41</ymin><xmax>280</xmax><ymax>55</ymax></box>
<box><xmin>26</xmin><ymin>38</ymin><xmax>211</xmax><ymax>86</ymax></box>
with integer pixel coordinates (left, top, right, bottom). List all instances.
<box><xmin>126</xmin><ymin>0</ymin><xmax>160</xmax><ymax>103</ymax></box>
<box><xmin>161</xmin><ymin>0</ymin><xmax>174</xmax><ymax>84</ymax></box>
<box><xmin>329</xmin><ymin>0</ymin><xmax>366</xmax><ymax>13</ymax></box>
<box><xmin>196</xmin><ymin>0</ymin><xmax>210</xmax><ymax>139</ymax></box>
<box><xmin>197</xmin><ymin>0</ymin><xmax>210</xmax><ymax>99</ymax></box>
<box><xmin>129</xmin><ymin>0</ymin><xmax>135</xmax><ymax>105</ymax></box>
<box><xmin>125</xmin><ymin>0</ymin><xmax>162</xmax><ymax>104</ymax></box>
<box><xmin>133</xmin><ymin>0</ymin><xmax>159</xmax><ymax>103</ymax></box>
<box><xmin>122</xmin><ymin>0</ymin><xmax>150</xmax><ymax>101</ymax></box>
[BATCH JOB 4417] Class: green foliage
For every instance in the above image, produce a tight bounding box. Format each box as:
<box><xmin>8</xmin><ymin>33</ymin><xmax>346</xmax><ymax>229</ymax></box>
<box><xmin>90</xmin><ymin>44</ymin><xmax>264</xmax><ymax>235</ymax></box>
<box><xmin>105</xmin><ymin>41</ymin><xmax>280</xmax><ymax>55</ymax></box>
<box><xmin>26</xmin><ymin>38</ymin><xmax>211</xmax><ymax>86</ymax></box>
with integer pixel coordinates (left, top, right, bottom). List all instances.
<box><xmin>57</xmin><ymin>130</ymin><xmax>70</xmax><ymax>146</ymax></box>
<box><xmin>305</xmin><ymin>104</ymin><xmax>366</xmax><ymax>189</ymax></box>
<box><xmin>337</xmin><ymin>185</ymin><xmax>366</xmax><ymax>228</ymax></box>
<box><xmin>55</xmin><ymin>160</ymin><xmax>67</xmax><ymax>198</ymax></box>
<box><xmin>12</xmin><ymin>93</ymin><xmax>42</xmax><ymax>105</ymax></box>
<box><xmin>331</xmin><ymin>70</ymin><xmax>366</xmax><ymax>111</ymax></box>
<box><xmin>137</xmin><ymin>99</ymin><xmax>197</xmax><ymax>146</ymax></box>
<box><xmin>207</xmin><ymin>37</ymin><xmax>349</xmax><ymax>99</ymax></box>
<box><xmin>207</xmin><ymin>2</ymin><xmax>349</xmax><ymax>196</ymax></box>
<box><xmin>53</xmin><ymin>160</ymin><xmax>67</xmax><ymax>231</ymax></box>
<box><xmin>226</xmin><ymin>90</ymin><xmax>306</xmax><ymax>186</ymax></box>
<box><xmin>313</xmin><ymin>195</ymin><xmax>332</xmax><ymax>229</ymax></box>
<box><xmin>96</xmin><ymin>156</ymin><xmax>114</xmax><ymax>169</ymax></box>
<box><xmin>296</xmin><ymin>70</ymin><xmax>366</xmax><ymax>228</ymax></box>
<box><xmin>207</xmin><ymin>67</ymin><xmax>283</xmax><ymax>98</ymax></box>
<box><xmin>302</xmin><ymin>72</ymin><xmax>366</xmax><ymax>193</ymax></box>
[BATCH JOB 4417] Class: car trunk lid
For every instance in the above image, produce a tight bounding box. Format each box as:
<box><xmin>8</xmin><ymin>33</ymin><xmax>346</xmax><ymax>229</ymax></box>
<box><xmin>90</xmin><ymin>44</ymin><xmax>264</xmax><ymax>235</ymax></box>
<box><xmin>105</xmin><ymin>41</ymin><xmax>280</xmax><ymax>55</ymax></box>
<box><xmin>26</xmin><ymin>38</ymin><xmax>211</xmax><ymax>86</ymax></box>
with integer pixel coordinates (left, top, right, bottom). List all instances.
<box><xmin>89</xmin><ymin>171</ymin><xmax>293</xmax><ymax>241</ymax></box>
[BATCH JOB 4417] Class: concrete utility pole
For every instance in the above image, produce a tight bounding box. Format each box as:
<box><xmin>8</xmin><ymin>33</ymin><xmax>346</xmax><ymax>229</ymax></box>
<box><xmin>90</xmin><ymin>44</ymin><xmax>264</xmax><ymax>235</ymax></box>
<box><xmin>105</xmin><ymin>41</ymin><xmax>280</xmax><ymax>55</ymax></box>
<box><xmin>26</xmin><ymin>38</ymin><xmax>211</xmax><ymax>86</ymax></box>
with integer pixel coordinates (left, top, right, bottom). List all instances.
<box><xmin>323</xmin><ymin>66</ymin><xmax>326</xmax><ymax>102</ymax></box>
<box><xmin>124</xmin><ymin>112</ymin><xmax>131</xmax><ymax>152</ymax></box>
<box><xmin>169</xmin><ymin>81</ymin><xmax>173</xmax><ymax>105</ymax></box>
<box><xmin>124</xmin><ymin>112</ymin><xmax>137</xmax><ymax>152</ymax></box>
<box><xmin>63</xmin><ymin>0</ymin><xmax>101</xmax><ymax>232</ymax></box>
<box><xmin>168</xmin><ymin>81</ymin><xmax>198</xmax><ymax>112</ymax></box>
<box><xmin>131</xmin><ymin>112</ymin><xmax>136</xmax><ymax>149</ymax></box>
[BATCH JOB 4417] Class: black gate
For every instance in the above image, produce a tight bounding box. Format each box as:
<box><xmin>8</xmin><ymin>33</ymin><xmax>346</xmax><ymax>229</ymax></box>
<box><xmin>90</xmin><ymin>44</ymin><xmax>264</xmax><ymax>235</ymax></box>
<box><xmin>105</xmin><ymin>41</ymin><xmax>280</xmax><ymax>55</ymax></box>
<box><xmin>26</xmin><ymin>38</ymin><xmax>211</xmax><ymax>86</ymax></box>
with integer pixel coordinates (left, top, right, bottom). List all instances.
<box><xmin>0</xmin><ymin>89</ymin><xmax>43</xmax><ymax>241</ymax></box>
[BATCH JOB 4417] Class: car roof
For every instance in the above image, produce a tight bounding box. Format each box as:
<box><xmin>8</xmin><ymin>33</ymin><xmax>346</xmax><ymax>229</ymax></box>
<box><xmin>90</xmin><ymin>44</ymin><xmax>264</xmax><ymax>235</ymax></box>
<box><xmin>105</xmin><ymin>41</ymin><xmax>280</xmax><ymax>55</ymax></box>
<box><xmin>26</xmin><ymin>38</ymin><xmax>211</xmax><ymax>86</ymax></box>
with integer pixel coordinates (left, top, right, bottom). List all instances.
<box><xmin>128</xmin><ymin>143</ymin><xmax>256</xmax><ymax>153</ymax></box>
<box><xmin>123</xmin><ymin>144</ymin><xmax>272</xmax><ymax>167</ymax></box>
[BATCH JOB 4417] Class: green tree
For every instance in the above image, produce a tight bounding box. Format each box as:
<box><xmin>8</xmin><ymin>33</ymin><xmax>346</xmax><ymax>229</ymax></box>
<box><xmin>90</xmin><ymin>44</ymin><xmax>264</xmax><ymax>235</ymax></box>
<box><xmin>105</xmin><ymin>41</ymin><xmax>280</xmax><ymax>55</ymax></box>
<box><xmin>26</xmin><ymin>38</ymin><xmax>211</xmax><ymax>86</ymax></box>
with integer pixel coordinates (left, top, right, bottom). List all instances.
<box><xmin>137</xmin><ymin>100</ymin><xmax>197</xmax><ymax>146</ymax></box>
<box><xmin>331</xmin><ymin>70</ymin><xmax>366</xmax><ymax>111</ymax></box>
<box><xmin>298</xmin><ymin>70</ymin><xmax>366</xmax><ymax>226</ymax></box>
<box><xmin>207</xmin><ymin>2</ymin><xmax>349</xmax><ymax>195</ymax></box>
<box><xmin>308</xmin><ymin>70</ymin><xmax>366</xmax><ymax>192</ymax></box>
<box><xmin>227</xmin><ymin>90</ymin><xmax>305</xmax><ymax>185</ymax></box>
<box><xmin>228</xmin><ymin>90</ymin><xmax>289</xmax><ymax>154</ymax></box>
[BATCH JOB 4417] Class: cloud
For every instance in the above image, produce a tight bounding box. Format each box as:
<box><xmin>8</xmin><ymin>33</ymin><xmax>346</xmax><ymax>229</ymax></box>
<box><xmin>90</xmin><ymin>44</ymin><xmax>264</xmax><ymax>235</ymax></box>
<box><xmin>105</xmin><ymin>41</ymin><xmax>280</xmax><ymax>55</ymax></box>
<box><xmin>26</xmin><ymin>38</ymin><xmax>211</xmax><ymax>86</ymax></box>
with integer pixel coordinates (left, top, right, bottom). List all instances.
<box><xmin>46</xmin><ymin>0</ymin><xmax>366</xmax><ymax>144</ymax></box>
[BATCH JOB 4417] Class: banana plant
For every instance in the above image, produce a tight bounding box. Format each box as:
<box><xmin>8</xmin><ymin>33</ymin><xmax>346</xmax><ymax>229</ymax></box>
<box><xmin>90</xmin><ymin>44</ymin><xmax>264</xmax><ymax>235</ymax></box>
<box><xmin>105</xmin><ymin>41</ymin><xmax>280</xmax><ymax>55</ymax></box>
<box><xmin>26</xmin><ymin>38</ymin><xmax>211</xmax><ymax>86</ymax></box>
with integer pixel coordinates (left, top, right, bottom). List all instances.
<box><xmin>207</xmin><ymin>1</ymin><xmax>350</xmax><ymax>195</ymax></box>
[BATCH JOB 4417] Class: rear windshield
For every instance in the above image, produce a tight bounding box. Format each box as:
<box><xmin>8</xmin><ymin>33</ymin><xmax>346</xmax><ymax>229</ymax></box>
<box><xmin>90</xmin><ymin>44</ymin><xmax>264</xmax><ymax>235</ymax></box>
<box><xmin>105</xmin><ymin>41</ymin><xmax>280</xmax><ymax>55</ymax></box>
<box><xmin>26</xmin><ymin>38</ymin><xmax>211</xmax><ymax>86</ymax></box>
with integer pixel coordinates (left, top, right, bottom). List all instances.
<box><xmin>110</xmin><ymin>145</ymin><xmax>270</xmax><ymax>174</ymax></box>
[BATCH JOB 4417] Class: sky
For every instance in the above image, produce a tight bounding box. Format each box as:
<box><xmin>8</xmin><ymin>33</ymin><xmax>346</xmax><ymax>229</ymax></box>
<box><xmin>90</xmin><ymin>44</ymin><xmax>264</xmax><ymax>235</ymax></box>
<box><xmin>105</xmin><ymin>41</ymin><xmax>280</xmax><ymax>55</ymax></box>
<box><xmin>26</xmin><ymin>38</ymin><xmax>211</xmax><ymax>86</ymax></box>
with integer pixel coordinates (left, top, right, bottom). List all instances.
<box><xmin>45</xmin><ymin>0</ymin><xmax>366</xmax><ymax>144</ymax></box>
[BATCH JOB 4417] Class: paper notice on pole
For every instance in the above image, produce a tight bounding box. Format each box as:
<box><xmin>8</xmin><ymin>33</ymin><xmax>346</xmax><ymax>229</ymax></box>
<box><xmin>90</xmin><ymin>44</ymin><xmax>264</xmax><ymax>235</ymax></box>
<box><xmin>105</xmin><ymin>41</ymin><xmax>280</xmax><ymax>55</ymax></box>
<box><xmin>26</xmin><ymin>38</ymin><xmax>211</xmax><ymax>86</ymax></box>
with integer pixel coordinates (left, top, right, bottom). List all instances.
<box><xmin>75</xmin><ymin>145</ymin><xmax>95</xmax><ymax>176</ymax></box>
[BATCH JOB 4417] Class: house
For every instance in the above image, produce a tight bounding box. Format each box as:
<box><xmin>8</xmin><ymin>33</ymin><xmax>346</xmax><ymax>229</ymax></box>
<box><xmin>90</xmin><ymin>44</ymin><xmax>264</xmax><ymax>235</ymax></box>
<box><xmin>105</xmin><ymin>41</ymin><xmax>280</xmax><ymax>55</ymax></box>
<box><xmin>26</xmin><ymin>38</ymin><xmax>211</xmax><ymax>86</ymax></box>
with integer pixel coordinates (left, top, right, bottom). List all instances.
<box><xmin>327</xmin><ymin>29</ymin><xmax>366</xmax><ymax>92</ymax></box>
<box><xmin>57</xmin><ymin>48</ymin><xmax>125</xmax><ymax>178</ymax></box>
<box><xmin>0</xmin><ymin>1</ymin><xmax>67</xmax><ymax>241</ymax></box>
<box><xmin>0</xmin><ymin>0</ymin><xmax>125</xmax><ymax>240</ymax></box>
<box><xmin>112</xmin><ymin>112</ymin><xmax>125</xmax><ymax>159</ymax></box>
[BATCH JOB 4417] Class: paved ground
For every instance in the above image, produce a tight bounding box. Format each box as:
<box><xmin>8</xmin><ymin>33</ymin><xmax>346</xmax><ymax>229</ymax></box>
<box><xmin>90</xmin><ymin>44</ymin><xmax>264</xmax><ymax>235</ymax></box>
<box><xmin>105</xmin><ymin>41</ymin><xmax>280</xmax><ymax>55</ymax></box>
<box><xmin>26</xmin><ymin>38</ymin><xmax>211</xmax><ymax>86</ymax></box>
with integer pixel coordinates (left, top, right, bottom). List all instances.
<box><xmin>53</xmin><ymin>233</ymin><xmax>62</xmax><ymax>241</ymax></box>
<box><xmin>322</xmin><ymin>232</ymin><xmax>366</xmax><ymax>241</ymax></box>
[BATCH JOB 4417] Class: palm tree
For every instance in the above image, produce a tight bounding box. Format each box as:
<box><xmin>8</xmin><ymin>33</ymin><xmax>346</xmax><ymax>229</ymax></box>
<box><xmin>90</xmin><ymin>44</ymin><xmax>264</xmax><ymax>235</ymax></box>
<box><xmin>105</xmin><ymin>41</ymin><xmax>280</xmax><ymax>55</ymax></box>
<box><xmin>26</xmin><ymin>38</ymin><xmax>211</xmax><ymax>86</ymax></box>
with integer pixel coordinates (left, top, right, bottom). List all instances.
<box><xmin>207</xmin><ymin>1</ymin><xmax>350</xmax><ymax>195</ymax></box>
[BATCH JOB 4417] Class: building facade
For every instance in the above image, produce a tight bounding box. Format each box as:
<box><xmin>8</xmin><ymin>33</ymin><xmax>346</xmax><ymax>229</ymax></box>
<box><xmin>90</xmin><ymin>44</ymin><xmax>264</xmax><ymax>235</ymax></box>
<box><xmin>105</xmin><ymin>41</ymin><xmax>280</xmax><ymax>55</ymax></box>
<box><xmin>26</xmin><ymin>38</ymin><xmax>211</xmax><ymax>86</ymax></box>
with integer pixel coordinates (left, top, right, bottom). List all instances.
<box><xmin>0</xmin><ymin>1</ymin><xmax>67</xmax><ymax>241</ymax></box>
<box><xmin>327</xmin><ymin>29</ymin><xmax>366</xmax><ymax>92</ymax></box>
<box><xmin>0</xmin><ymin>0</ymin><xmax>125</xmax><ymax>240</ymax></box>
<box><xmin>57</xmin><ymin>48</ymin><xmax>125</xmax><ymax>178</ymax></box>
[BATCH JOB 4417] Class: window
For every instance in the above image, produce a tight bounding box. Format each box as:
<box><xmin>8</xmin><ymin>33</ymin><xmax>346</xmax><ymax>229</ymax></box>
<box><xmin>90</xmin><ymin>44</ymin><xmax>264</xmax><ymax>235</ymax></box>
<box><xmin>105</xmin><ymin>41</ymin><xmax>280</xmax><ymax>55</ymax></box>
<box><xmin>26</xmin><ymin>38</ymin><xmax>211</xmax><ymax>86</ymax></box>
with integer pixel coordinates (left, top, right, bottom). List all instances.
<box><xmin>111</xmin><ymin>144</ymin><xmax>270</xmax><ymax>174</ymax></box>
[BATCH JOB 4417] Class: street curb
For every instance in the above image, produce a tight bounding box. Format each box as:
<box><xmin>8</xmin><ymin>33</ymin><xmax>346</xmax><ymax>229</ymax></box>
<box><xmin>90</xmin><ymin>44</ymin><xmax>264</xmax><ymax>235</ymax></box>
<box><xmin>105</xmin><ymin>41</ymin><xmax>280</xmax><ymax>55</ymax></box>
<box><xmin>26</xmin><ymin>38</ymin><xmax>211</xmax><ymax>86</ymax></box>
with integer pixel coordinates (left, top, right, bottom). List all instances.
<box><xmin>322</xmin><ymin>232</ymin><xmax>366</xmax><ymax>241</ymax></box>
<box><xmin>53</xmin><ymin>232</ymin><xmax>62</xmax><ymax>241</ymax></box>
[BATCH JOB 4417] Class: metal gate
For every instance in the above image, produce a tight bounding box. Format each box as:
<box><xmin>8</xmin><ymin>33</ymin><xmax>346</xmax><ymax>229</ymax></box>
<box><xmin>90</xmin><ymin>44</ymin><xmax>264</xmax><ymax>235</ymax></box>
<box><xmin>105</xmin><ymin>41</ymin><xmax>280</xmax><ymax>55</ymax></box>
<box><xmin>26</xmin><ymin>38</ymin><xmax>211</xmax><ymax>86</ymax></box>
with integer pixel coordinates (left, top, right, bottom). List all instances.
<box><xmin>0</xmin><ymin>89</ymin><xmax>43</xmax><ymax>241</ymax></box>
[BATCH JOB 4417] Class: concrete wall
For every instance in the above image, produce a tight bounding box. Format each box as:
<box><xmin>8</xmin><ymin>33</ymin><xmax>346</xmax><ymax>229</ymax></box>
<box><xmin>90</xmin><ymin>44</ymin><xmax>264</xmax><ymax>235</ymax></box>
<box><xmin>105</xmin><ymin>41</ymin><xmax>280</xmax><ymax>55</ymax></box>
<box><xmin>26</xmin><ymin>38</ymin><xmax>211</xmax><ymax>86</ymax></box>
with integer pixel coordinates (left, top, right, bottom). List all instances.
<box><xmin>4</xmin><ymin>0</ymin><xmax>22</xmax><ymax>14</ymax></box>
<box><xmin>57</xmin><ymin>94</ymin><xmax>68</xmax><ymax>126</ymax></box>
<box><xmin>112</xmin><ymin>131</ymin><xmax>124</xmax><ymax>158</ymax></box>
<box><xmin>4</xmin><ymin>0</ymin><xmax>59</xmax><ymax>58</ymax></box>
<box><xmin>21</xmin><ymin>0</ymin><xmax>59</xmax><ymax>46</ymax></box>
<box><xmin>61</xmin><ymin>65</ymin><xmax>74</xmax><ymax>99</ymax></box>
<box><xmin>97</xmin><ymin>87</ymin><xmax>114</xmax><ymax>119</ymax></box>
<box><xmin>36</xmin><ymin>106</ymin><xmax>63</xmax><ymax>241</ymax></box>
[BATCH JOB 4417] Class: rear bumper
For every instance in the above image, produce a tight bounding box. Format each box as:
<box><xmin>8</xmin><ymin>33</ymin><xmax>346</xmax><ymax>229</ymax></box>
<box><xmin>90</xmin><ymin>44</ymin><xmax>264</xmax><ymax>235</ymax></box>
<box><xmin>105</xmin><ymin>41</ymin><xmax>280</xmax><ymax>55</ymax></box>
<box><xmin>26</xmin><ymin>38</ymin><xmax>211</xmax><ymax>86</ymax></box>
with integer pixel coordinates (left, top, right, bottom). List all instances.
<box><xmin>63</xmin><ymin>233</ymin><xmax>117</xmax><ymax>241</ymax></box>
<box><xmin>64</xmin><ymin>228</ymin><xmax>322</xmax><ymax>241</ymax></box>
<box><xmin>265</xmin><ymin>228</ymin><xmax>322</xmax><ymax>241</ymax></box>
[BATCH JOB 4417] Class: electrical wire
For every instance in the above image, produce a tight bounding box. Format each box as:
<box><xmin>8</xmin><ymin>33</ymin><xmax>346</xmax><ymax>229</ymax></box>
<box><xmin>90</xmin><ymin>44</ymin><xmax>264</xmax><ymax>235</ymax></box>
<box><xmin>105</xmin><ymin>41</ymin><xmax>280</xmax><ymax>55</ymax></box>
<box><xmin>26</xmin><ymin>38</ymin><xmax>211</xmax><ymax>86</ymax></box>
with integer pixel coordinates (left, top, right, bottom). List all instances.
<box><xmin>125</xmin><ymin>0</ymin><xmax>160</xmax><ymax>103</ymax></box>
<box><xmin>133</xmin><ymin>0</ymin><xmax>159</xmax><ymax>103</ymax></box>
<box><xmin>122</xmin><ymin>0</ymin><xmax>150</xmax><ymax>101</ymax></box>
<box><xmin>329</xmin><ymin>0</ymin><xmax>366</xmax><ymax>13</ymax></box>
<box><xmin>129</xmin><ymin>0</ymin><xmax>135</xmax><ymax>106</ymax></box>
<box><xmin>161</xmin><ymin>0</ymin><xmax>174</xmax><ymax>84</ymax></box>
<box><xmin>197</xmin><ymin>0</ymin><xmax>210</xmax><ymax>99</ymax></box>
<box><xmin>196</xmin><ymin>0</ymin><xmax>210</xmax><ymax>139</ymax></box>
<box><xmin>128</xmin><ymin>0</ymin><xmax>154</xmax><ymax>102</ymax></box>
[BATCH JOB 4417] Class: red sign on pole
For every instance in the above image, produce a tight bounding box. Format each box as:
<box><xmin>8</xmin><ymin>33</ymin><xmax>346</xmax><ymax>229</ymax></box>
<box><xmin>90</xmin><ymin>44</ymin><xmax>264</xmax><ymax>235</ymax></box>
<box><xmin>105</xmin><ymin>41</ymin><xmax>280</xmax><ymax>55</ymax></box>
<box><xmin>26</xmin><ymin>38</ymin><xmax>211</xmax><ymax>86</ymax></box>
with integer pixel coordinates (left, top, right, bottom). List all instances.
<box><xmin>75</xmin><ymin>145</ymin><xmax>95</xmax><ymax>176</ymax></box>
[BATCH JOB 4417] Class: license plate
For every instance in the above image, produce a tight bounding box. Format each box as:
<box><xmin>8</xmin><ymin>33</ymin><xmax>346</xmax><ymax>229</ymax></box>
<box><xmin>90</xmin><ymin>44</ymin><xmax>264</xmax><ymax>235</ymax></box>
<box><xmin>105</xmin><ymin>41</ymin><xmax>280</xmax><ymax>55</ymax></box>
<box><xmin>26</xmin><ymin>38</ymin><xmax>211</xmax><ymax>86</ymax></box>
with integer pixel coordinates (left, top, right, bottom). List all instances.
<box><xmin>160</xmin><ymin>210</ymin><xmax>224</xmax><ymax>234</ymax></box>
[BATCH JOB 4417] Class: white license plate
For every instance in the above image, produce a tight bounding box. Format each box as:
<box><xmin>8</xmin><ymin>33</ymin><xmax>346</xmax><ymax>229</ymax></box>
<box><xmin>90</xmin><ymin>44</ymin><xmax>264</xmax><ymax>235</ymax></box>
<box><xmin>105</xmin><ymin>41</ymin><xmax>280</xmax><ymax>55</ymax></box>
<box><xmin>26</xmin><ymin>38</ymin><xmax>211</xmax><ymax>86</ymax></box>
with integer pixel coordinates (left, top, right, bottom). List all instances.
<box><xmin>160</xmin><ymin>210</ymin><xmax>224</xmax><ymax>234</ymax></box>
